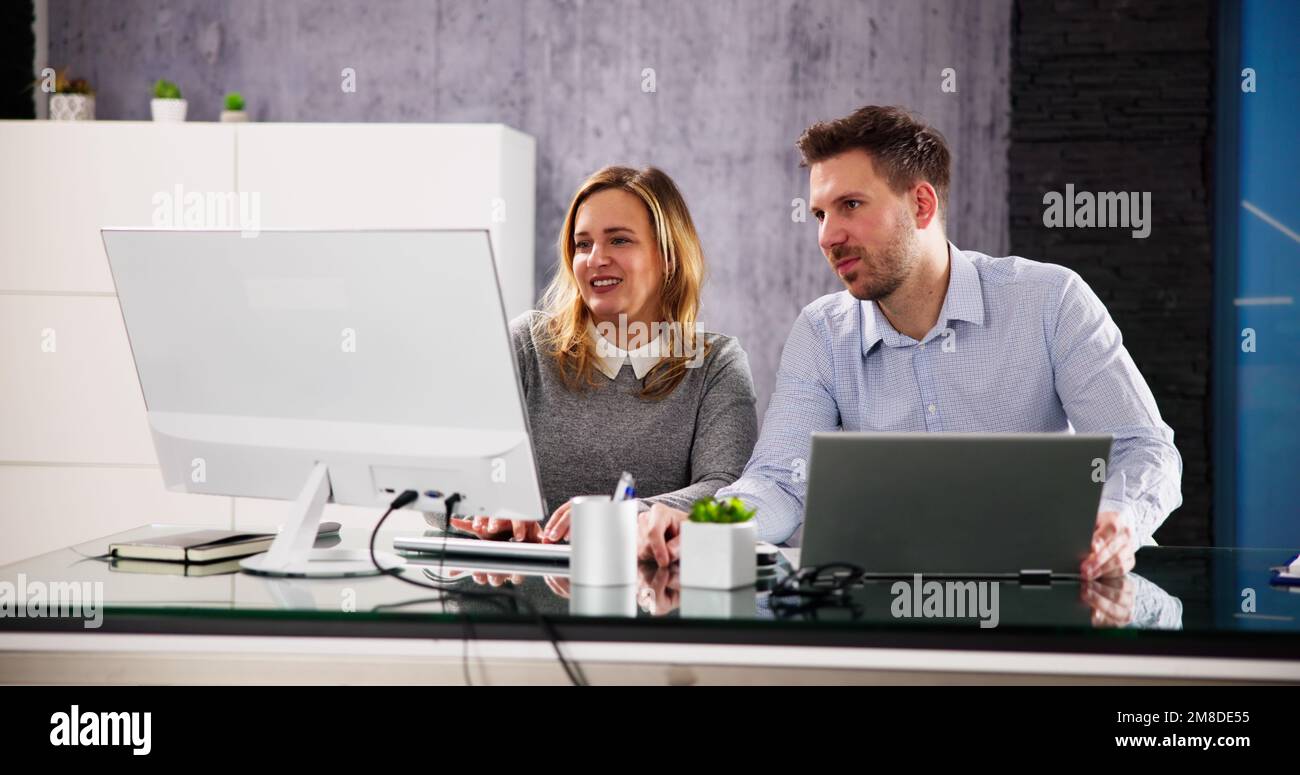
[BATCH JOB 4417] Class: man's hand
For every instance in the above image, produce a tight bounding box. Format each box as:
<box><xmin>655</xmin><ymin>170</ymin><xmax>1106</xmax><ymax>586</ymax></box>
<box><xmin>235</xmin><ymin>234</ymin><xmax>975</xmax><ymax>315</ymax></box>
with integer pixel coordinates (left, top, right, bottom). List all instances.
<box><xmin>1080</xmin><ymin>576</ymin><xmax>1136</xmax><ymax>627</ymax></box>
<box><xmin>638</xmin><ymin>504</ymin><xmax>689</xmax><ymax>566</ymax></box>
<box><xmin>1081</xmin><ymin>510</ymin><xmax>1136</xmax><ymax>580</ymax></box>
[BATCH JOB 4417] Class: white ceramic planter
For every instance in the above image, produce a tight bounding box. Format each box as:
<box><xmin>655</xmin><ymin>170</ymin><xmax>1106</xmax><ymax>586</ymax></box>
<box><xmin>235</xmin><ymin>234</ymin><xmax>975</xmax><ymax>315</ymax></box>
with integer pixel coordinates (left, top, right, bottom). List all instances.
<box><xmin>150</xmin><ymin>98</ymin><xmax>188</xmax><ymax>122</ymax></box>
<box><xmin>680</xmin><ymin>520</ymin><xmax>756</xmax><ymax>589</ymax></box>
<box><xmin>681</xmin><ymin>586</ymin><xmax>757</xmax><ymax>618</ymax></box>
<box><xmin>49</xmin><ymin>94</ymin><xmax>94</xmax><ymax>120</ymax></box>
<box><xmin>219</xmin><ymin>110</ymin><xmax>248</xmax><ymax>123</ymax></box>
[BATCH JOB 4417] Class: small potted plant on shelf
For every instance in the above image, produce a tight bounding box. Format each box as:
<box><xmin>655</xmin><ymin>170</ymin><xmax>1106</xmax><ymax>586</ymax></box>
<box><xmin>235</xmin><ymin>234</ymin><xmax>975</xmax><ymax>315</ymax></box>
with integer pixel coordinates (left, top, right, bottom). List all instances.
<box><xmin>48</xmin><ymin>69</ymin><xmax>95</xmax><ymax>120</ymax></box>
<box><xmin>680</xmin><ymin>496</ymin><xmax>757</xmax><ymax>590</ymax></box>
<box><xmin>220</xmin><ymin>91</ymin><xmax>247</xmax><ymax>122</ymax></box>
<box><xmin>150</xmin><ymin>79</ymin><xmax>187</xmax><ymax>122</ymax></box>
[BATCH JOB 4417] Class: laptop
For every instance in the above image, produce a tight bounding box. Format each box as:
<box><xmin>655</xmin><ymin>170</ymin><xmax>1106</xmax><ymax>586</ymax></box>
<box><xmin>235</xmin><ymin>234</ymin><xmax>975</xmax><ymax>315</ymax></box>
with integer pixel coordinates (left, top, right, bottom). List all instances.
<box><xmin>800</xmin><ymin>433</ymin><xmax>1112</xmax><ymax>579</ymax></box>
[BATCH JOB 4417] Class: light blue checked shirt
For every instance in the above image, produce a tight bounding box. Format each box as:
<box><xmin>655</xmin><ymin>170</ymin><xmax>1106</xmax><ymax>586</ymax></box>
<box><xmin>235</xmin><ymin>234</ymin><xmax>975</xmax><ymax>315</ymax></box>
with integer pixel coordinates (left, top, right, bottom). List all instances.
<box><xmin>717</xmin><ymin>243</ymin><xmax>1183</xmax><ymax>546</ymax></box>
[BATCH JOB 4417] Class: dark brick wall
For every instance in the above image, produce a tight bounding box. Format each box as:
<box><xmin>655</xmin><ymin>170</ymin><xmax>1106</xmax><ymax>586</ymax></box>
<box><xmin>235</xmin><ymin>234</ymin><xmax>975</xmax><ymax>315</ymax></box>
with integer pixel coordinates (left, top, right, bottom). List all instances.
<box><xmin>1009</xmin><ymin>0</ymin><xmax>1215</xmax><ymax>545</ymax></box>
<box><xmin>1</xmin><ymin>1</ymin><xmax>36</xmax><ymax>119</ymax></box>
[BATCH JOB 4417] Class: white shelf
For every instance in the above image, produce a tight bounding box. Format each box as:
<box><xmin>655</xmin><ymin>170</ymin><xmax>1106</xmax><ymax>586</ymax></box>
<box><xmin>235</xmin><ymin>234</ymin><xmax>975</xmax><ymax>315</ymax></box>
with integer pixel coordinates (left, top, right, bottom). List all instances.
<box><xmin>0</xmin><ymin>120</ymin><xmax>537</xmax><ymax>562</ymax></box>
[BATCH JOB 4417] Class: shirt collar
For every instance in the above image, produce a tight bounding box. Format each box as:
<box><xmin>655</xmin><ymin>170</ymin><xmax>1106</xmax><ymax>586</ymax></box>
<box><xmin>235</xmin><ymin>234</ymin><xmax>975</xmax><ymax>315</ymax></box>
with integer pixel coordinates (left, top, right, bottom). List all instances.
<box><xmin>861</xmin><ymin>241</ymin><xmax>986</xmax><ymax>355</ymax></box>
<box><xmin>588</xmin><ymin>322</ymin><xmax>664</xmax><ymax>380</ymax></box>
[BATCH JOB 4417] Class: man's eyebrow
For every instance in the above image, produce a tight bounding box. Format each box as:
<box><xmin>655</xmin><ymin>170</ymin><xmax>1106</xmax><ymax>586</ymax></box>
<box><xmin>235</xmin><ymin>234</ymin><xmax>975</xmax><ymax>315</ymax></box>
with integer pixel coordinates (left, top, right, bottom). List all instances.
<box><xmin>811</xmin><ymin>191</ymin><xmax>868</xmax><ymax>209</ymax></box>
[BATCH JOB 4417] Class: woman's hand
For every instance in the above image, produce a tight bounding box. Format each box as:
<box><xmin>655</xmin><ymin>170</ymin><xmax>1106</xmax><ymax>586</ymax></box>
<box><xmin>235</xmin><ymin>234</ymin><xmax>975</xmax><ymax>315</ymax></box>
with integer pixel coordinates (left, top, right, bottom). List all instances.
<box><xmin>448</xmin><ymin>515</ymin><xmax>544</xmax><ymax>542</ymax></box>
<box><xmin>538</xmin><ymin>500</ymin><xmax>573</xmax><ymax>543</ymax></box>
<box><xmin>543</xmin><ymin>575</ymin><xmax>571</xmax><ymax>599</ymax></box>
<box><xmin>447</xmin><ymin>500</ymin><xmax>573</xmax><ymax>543</ymax></box>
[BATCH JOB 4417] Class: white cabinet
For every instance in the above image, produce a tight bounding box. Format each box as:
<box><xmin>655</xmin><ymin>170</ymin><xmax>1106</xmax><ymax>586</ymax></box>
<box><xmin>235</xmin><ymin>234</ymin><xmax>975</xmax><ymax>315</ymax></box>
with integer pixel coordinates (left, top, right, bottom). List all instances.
<box><xmin>236</xmin><ymin>123</ymin><xmax>536</xmax><ymax>319</ymax></box>
<box><xmin>0</xmin><ymin>120</ymin><xmax>537</xmax><ymax>565</ymax></box>
<box><xmin>0</xmin><ymin>122</ymin><xmax>237</xmax><ymax>293</ymax></box>
<box><xmin>0</xmin><ymin>295</ymin><xmax>156</xmax><ymax>465</ymax></box>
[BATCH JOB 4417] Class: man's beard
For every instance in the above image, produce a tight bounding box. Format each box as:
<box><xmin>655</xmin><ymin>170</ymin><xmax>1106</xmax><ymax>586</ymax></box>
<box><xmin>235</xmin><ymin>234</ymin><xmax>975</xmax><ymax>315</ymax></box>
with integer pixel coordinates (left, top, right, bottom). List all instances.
<box><xmin>831</xmin><ymin>217</ymin><xmax>918</xmax><ymax>302</ymax></box>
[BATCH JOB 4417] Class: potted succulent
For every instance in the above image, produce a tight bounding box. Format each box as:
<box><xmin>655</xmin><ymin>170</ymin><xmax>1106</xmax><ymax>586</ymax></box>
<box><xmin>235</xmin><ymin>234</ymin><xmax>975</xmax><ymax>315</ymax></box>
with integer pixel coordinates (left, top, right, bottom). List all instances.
<box><xmin>150</xmin><ymin>79</ymin><xmax>187</xmax><ymax>122</ymax></box>
<box><xmin>48</xmin><ymin>69</ymin><xmax>95</xmax><ymax>120</ymax></box>
<box><xmin>220</xmin><ymin>91</ymin><xmax>248</xmax><ymax>122</ymax></box>
<box><xmin>679</xmin><ymin>496</ymin><xmax>757</xmax><ymax>590</ymax></box>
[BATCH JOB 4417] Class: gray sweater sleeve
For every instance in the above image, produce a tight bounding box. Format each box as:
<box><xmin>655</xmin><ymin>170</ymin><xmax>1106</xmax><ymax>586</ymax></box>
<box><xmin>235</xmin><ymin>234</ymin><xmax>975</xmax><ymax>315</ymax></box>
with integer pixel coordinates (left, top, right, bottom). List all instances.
<box><xmin>507</xmin><ymin>311</ymin><xmax>540</xmax><ymax>398</ymax></box>
<box><xmin>640</xmin><ymin>336</ymin><xmax>759</xmax><ymax>512</ymax></box>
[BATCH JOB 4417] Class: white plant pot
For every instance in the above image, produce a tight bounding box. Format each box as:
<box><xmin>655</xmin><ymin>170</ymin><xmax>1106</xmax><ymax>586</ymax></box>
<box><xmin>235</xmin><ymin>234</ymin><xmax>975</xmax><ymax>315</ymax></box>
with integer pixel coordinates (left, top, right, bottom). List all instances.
<box><xmin>49</xmin><ymin>94</ymin><xmax>94</xmax><ymax>120</ymax></box>
<box><xmin>151</xmin><ymin>98</ymin><xmax>188</xmax><ymax>122</ymax></box>
<box><xmin>681</xmin><ymin>586</ymin><xmax>757</xmax><ymax>619</ymax></box>
<box><xmin>680</xmin><ymin>520</ymin><xmax>756</xmax><ymax>590</ymax></box>
<box><xmin>219</xmin><ymin>110</ymin><xmax>248</xmax><ymax>123</ymax></box>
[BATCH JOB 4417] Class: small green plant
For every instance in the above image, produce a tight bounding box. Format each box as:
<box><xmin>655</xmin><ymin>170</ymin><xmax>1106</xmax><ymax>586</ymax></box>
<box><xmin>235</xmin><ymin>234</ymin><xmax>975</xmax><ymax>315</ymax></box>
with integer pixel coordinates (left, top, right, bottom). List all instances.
<box><xmin>153</xmin><ymin>79</ymin><xmax>182</xmax><ymax>100</ymax></box>
<box><xmin>688</xmin><ymin>496</ymin><xmax>755</xmax><ymax>524</ymax></box>
<box><xmin>223</xmin><ymin>92</ymin><xmax>245</xmax><ymax>111</ymax></box>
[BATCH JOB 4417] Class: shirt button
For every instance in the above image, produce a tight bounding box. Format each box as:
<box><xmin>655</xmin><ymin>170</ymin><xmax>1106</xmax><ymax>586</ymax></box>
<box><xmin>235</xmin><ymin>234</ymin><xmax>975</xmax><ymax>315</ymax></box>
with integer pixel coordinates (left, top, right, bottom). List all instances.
<box><xmin>919</xmin><ymin>343</ymin><xmax>926</xmax><ymax>350</ymax></box>
<box><xmin>928</xmin><ymin>404</ymin><xmax>936</xmax><ymax>414</ymax></box>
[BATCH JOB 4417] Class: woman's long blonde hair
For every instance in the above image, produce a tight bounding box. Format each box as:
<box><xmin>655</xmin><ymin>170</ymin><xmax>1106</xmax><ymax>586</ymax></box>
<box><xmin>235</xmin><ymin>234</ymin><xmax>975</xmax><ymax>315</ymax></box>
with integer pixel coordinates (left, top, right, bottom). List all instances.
<box><xmin>537</xmin><ymin>166</ymin><xmax>707</xmax><ymax>400</ymax></box>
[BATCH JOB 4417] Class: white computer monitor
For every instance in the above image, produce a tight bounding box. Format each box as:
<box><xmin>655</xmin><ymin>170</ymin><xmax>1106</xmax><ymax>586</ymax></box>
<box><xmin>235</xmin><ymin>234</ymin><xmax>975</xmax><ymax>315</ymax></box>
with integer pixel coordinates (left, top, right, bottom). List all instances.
<box><xmin>100</xmin><ymin>228</ymin><xmax>548</xmax><ymax>577</ymax></box>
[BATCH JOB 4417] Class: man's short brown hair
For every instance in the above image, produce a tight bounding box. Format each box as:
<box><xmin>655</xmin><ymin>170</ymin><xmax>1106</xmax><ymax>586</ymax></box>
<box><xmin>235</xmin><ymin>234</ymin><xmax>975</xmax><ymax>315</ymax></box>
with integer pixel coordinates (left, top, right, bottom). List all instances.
<box><xmin>796</xmin><ymin>105</ymin><xmax>951</xmax><ymax>220</ymax></box>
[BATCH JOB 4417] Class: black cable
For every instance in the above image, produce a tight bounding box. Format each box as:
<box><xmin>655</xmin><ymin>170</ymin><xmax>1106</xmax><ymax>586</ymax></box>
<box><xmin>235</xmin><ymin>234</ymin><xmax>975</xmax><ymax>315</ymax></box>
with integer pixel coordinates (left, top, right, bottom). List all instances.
<box><xmin>463</xmin><ymin>610</ymin><xmax>476</xmax><ymax>686</ymax></box>
<box><xmin>370</xmin><ymin>492</ymin><xmax>489</xmax><ymax>684</ymax></box>
<box><xmin>369</xmin><ymin>490</ymin><xmax>587</xmax><ymax>686</ymax></box>
<box><xmin>438</xmin><ymin>492</ymin><xmax>485</xmax><ymax>686</ymax></box>
<box><xmin>436</xmin><ymin>492</ymin><xmax>463</xmax><ymax>595</ymax></box>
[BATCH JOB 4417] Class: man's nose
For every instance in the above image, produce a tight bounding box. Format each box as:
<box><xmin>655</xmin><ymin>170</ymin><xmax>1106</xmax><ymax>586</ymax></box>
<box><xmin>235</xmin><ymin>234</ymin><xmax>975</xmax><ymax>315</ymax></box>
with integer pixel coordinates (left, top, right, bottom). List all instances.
<box><xmin>819</xmin><ymin>216</ymin><xmax>848</xmax><ymax>255</ymax></box>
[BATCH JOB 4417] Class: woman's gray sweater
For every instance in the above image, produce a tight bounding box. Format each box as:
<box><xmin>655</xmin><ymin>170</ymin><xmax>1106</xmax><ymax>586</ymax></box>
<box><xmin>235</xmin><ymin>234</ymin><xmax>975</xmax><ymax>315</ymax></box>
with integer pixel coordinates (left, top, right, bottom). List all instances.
<box><xmin>509</xmin><ymin>311</ymin><xmax>759</xmax><ymax>519</ymax></box>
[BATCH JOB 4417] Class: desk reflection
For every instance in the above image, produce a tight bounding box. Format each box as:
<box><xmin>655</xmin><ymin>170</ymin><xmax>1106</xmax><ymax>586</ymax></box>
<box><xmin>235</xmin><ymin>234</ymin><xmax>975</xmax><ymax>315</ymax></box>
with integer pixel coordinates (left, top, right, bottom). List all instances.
<box><xmin>432</xmin><ymin>559</ymin><xmax>1182</xmax><ymax>630</ymax></box>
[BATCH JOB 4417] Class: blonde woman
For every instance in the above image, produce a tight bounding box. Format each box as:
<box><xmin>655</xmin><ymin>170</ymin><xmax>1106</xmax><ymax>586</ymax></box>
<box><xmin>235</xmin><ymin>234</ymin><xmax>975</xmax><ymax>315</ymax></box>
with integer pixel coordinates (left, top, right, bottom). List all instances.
<box><xmin>452</xmin><ymin>166</ymin><xmax>757</xmax><ymax>563</ymax></box>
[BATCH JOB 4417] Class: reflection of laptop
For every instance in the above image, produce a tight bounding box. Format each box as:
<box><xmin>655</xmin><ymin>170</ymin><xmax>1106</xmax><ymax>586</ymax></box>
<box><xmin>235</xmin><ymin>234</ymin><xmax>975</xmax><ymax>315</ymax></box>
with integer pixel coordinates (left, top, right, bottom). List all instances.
<box><xmin>801</xmin><ymin>433</ymin><xmax>1112</xmax><ymax>579</ymax></box>
<box><xmin>409</xmin><ymin>554</ymin><xmax>571</xmax><ymax>578</ymax></box>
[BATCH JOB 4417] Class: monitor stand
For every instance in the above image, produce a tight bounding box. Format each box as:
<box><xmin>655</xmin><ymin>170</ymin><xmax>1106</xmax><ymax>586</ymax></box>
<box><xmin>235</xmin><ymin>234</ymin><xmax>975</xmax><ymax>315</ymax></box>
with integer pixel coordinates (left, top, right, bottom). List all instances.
<box><xmin>240</xmin><ymin>462</ymin><xmax>407</xmax><ymax>578</ymax></box>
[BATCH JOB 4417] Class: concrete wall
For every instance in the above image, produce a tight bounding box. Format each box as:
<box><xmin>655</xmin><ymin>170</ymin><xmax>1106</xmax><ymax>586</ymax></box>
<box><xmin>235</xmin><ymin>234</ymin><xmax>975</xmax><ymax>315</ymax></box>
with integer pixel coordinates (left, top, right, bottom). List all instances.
<box><xmin>48</xmin><ymin>0</ymin><xmax>1012</xmax><ymax>418</ymax></box>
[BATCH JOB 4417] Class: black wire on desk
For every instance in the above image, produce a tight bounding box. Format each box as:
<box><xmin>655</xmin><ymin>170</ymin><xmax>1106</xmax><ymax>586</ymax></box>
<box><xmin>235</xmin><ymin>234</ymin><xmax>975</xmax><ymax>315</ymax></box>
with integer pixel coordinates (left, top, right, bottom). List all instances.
<box><xmin>370</xmin><ymin>595</ymin><xmax>501</xmax><ymax>685</ymax></box>
<box><xmin>369</xmin><ymin>490</ymin><xmax>588</xmax><ymax>686</ymax></box>
<box><xmin>429</xmin><ymin>492</ymin><xmax>481</xmax><ymax>684</ymax></box>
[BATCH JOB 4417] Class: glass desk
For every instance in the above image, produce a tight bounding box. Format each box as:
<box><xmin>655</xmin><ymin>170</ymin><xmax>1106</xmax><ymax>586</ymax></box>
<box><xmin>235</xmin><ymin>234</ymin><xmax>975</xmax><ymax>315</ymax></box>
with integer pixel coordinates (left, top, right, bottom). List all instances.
<box><xmin>1</xmin><ymin>524</ymin><xmax>1298</xmax><ymax>684</ymax></box>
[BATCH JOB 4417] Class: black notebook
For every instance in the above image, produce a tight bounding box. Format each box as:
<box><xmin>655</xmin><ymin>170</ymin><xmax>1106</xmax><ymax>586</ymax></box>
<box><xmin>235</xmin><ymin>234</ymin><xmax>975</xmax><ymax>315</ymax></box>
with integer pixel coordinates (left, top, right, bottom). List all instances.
<box><xmin>108</xmin><ymin>523</ymin><xmax>340</xmax><ymax>564</ymax></box>
<box><xmin>110</xmin><ymin>556</ymin><xmax>245</xmax><ymax>576</ymax></box>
